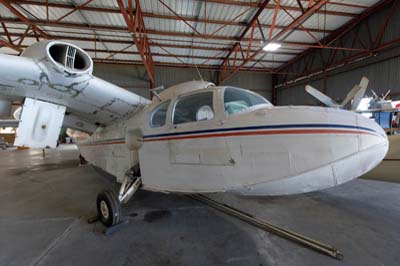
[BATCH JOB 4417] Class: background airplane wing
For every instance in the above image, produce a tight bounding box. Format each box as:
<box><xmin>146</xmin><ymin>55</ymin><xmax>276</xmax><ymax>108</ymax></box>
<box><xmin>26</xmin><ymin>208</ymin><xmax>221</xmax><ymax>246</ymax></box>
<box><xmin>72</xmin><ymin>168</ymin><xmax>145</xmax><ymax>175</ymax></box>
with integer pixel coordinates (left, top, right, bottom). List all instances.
<box><xmin>305</xmin><ymin>85</ymin><xmax>340</xmax><ymax>107</ymax></box>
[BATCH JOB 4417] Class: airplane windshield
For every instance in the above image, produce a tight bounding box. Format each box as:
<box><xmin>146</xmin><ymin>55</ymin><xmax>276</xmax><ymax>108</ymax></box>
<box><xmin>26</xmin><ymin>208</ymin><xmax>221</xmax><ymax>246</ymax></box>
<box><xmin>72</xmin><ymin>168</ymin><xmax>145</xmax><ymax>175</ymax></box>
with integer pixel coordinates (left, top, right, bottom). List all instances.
<box><xmin>224</xmin><ymin>87</ymin><xmax>271</xmax><ymax>115</ymax></box>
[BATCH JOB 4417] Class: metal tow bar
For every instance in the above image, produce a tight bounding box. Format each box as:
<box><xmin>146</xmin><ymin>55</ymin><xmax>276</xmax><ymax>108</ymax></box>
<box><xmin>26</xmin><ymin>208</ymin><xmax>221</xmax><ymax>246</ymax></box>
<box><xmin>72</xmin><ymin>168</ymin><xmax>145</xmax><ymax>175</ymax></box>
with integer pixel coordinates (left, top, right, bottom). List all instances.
<box><xmin>188</xmin><ymin>194</ymin><xmax>343</xmax><ymax>260</ymax></box>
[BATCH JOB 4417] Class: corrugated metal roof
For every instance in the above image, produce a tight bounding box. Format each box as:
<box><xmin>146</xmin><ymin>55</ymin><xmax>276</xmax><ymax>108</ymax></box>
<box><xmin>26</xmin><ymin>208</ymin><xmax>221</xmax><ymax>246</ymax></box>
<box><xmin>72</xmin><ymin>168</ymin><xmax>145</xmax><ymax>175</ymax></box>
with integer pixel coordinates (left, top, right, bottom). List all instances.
<box><xmin>0</xmin><ymin>0</ymin><xmax>383</xmax><ymax>71</ymax></box>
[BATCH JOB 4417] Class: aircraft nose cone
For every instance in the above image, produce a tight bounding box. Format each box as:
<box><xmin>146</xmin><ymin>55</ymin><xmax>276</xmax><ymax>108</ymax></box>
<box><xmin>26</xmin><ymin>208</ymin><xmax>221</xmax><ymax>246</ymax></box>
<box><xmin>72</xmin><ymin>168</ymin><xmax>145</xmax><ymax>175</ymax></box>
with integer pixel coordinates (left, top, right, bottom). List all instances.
<box><xmin>358</xmin><ymin>113</ymin><xmax>388</xmax><ymax>146</ymax></box>
<box><xmin>356</xmin><ymin>113</ymin><xmax>389</xmax><ymax>171</ymax></box>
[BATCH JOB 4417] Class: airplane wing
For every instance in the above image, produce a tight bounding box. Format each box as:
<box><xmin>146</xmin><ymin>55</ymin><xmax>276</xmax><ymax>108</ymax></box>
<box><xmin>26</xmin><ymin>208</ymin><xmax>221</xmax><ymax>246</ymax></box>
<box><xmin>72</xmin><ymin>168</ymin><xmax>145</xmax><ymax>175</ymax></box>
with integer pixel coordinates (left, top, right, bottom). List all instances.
<box><xmin>0</xmin><ymin>40</ymin><xmax>151</xmax><ymax>148</ymax></box>
<box><xmin>305</xmin><ymin>85</ymin><xmax>340</xmax><ymax>108</ymax></box>
<box><xmin>305</xmin><ymin>76</ymin><xmax>369</xmax><ymax>110</ymax></box>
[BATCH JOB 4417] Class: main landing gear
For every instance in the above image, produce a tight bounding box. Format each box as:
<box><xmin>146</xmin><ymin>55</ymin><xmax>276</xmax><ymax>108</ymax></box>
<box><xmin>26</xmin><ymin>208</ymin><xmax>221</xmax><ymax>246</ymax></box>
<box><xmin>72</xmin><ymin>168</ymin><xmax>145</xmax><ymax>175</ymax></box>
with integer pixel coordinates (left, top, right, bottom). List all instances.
<box><xmin>90</xmin><ymin>166</ymin><xmax>141</xmax><ymax>234</ymax></box>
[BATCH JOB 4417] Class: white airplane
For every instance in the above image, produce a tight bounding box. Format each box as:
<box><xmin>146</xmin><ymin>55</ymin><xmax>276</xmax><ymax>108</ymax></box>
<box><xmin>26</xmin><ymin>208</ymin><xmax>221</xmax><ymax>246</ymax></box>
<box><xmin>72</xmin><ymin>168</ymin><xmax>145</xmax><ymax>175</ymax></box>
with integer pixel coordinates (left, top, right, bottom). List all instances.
<box><xmin>365</xmin><ymin>89</ymin><xmax>400</xmax><ymax>112</ymax></box>
<box><xmin>305</xmin><ymin>76</ymin><xmax>369</xmax><ymax>111</ymax></box>
<box><xmin>0</xmin><ymin>41</ymin><xmax>389</xmax><ymax>227</ymax></box>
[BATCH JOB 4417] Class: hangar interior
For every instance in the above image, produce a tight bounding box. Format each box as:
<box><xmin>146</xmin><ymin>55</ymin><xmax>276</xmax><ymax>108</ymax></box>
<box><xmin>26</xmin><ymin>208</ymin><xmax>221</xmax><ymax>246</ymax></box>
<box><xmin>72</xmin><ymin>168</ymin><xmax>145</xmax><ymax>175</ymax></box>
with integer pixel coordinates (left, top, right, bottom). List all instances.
<box><xmin>1</xmin><ymin>0</ymin><xmax>400</xmax><ymax>266</ymax></box>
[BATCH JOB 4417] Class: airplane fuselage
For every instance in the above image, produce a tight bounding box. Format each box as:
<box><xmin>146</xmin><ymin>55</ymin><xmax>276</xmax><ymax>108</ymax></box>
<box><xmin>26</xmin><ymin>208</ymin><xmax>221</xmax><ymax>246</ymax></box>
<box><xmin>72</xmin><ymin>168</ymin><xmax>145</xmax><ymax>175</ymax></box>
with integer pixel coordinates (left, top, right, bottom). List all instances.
<box><xmin>78</xmin><ymin>83</ymin><xmax>389</xmax><ymax>196</ymax></box>
<box><xmin>0</xmin><ymin>40</ymin><xmax>388</xmax><ymax>196</ymax></box>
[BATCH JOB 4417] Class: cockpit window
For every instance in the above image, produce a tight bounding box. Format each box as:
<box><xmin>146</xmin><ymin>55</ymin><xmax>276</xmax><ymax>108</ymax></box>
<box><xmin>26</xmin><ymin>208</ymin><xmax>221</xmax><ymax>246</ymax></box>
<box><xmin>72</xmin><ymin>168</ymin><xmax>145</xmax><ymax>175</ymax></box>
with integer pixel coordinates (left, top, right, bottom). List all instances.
<box><xmin>173</xmin><ymin>92</ymin><xmax>214</xmax><ymax>124</ymax></box>
<box><xmin>150</xmin><ymin>100</ymin><xmax>170</xmax><ymax>128</ymax></box>
<box><xmin>224</xmin><ymin>87</ymin><xmax>270</xmax><ymax>115</ymax></box>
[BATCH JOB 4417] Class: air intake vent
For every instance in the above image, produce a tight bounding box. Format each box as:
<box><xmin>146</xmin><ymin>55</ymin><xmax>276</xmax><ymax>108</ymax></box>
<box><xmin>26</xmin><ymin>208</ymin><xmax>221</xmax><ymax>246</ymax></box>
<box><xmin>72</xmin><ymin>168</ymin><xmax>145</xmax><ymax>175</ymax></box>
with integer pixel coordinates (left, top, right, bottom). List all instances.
<box><xmin>48</xmin><ymin>42</ymin><xmax>92</xmax><ymax>74</ymax></box>
<box><xmin>66</xmin><ymin>46</ymin><xmax>77</xmax><ymax>69</ymax></box>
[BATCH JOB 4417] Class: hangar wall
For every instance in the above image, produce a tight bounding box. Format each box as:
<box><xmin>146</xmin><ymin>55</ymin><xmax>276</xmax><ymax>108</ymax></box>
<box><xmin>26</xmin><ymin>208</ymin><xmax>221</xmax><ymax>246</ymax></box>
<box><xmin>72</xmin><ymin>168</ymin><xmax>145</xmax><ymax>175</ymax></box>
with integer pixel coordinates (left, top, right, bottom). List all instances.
<box><xmin>276</xmin><ymin>2</ymin><xmax>400</xmax><ymax>106</ymax></box>
<box><xmin>93</xmin><ymin>64</ymin><xmax>272</xmax><ymax>101</ymax></box>
<box><xmin>276</xmin><ymin>50</ymin><xmax>400</xmax><ymax>106</ymax></box>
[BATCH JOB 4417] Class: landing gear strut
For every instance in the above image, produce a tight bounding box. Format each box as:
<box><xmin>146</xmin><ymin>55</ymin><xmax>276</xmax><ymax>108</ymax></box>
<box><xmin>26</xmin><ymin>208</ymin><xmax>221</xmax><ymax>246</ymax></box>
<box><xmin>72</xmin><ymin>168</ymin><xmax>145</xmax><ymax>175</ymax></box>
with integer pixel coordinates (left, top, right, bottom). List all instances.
<box><xmin>90</xmin><ymin>166</ymin><xmax>141</xmax><ymax>234</ymax></box>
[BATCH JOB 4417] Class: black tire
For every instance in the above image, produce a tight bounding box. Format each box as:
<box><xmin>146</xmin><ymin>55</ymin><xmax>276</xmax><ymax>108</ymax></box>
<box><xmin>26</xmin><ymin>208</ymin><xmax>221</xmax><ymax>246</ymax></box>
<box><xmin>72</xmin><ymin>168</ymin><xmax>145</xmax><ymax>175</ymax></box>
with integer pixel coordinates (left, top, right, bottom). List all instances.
<box><xmin>96</xmin><ymin>190</ymin><xmax>121</xmax><ymax>227</ymax></box>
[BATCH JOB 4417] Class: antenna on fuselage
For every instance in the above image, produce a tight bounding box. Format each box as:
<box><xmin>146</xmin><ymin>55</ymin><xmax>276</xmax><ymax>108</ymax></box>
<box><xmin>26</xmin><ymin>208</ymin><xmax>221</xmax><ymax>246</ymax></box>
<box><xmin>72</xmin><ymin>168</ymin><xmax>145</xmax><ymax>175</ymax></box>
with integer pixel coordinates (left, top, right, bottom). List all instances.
<box><xmin>150</xmin><ymin>85</ymin><xmax>164</xmax><ymax>102</ymax></box>
<box><xmin>190</xmin><ymin>46</ymin><xmax>208</xmax><ymax>89</ymax></box>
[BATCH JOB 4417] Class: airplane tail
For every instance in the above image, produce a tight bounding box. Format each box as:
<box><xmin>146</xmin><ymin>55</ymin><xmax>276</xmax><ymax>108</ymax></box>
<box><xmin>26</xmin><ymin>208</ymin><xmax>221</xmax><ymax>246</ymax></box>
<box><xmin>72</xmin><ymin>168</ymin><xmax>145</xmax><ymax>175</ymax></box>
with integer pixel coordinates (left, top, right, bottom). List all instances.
<box><xmin>305</xmin><ymin>76</ymin><xmax>369</xmax><ymax>110</ymax></box>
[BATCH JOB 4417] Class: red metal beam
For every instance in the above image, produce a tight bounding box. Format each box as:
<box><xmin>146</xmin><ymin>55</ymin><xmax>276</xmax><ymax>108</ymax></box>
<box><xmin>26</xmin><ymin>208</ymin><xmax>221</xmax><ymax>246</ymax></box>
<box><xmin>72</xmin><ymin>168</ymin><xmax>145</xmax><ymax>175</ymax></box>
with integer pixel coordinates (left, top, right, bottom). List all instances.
<box><xmin>0</xmin><ymin>0</ymin><xmax>48</xmax><ymax>39</ymax></box>
<box><xmin>296</xmin><ymin>0</ymin><xmax>305</xmax><ymax>13</ymax></box>
<box><xmin>276</xmin><ymin>1</ymin><xmax>400</xmax><ymax>87</ymax></box>
<box><xmin>55</xmin><ymin>0</ymin><xmax>94</xmax><ymax>22</ymax></box>
<box><xmin>324</xmin><ymin>1</ymin><xmax>369</xmax><ymax>9</ymax></box>
<box><xmin>0</xmin><ymin>21</ymin><xmax>13</xmax><ymax>45</ymax></box>
<box><xmin>0</xmin><ymin>17</ymin><xmax>345</xmax><ymax>52</ymax></box>
<box><xmin>10</xmin><ymin>41</ymin><xmax>285</xmax><ymax>65</ymax></box>
<box><xmin>0</xmin><ymin>28</ymin><xmax>366</xmax><ymax>54</ymax></box>
<box><xmin>116</xmin><ymin>0</ymin><xmax>155</xmax><ymax>87</ymax></box>
<box><xmin>45</xmin><ymin>0</ymin><xmax>48</xmax><ymax>21</ymax></box>
<box><xmin>7</xmin><ymin>1</ymin><xmax>331</xmax><ymax>34</ymax></box>
<box><xmin>15</xmin><ymin>25</ymin><xmax>32</xmax><ymax>47</ymax></box>
<box><xmin>158</xmin><ymin>0</ymin><xmax>206</xmax><ymax>38</ymax></box>
<box><xmin>219</xmin><ymin>0</ymin><xmax>329</xmax><ymax>84</ymax></box>
<box><xmin>199</xmin><ymin>0</ymin><xmax>358</xmax><ymax>17</ymax></box>
<box><xmin>269</xmin><ymin>0</ymin><xmax>281</xmax><ymax>39</ymax></box>
<box><xmin>278</xmin><ymin>0</ymin><xmax>394</xmax><ymax>72</ymax></box>
<box><xmin>219</xmin><ymin>0</ymin><xmax>272</xmax><ymax>84</ymax></box>
<box><xmin>92</xmin><ymin>58</ymin><xmax>279</xmax><ymax>73</ymax></box>
<box><xmin>239</xmin><ymin>0</ymin><xmax>271</xmax><ymax>40</ymax></box>
<box><xmin>13</xmin><ymin>0</ymin><xmax>359</xmax><ymax>17</ymax></box>
<box><xmin>277</xmin><ymin>37</ymin><xmax>400</xmax><ymax>88</ymax></box>
<box><xmin>0</xmin><ymin>37</ymin><xmax>22</xmax><ymax>52</ymax></box>
<box><xmin>276</xmin><ymin>1</ymin><xmax>322</xmax><ymax>46</ymax></box>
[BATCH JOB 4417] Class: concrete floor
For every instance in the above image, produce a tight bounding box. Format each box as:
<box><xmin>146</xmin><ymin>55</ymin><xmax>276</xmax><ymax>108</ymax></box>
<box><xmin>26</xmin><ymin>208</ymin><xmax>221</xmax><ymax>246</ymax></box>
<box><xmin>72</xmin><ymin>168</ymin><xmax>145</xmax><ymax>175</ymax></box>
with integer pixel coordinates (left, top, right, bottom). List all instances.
<box><xmin>1</xmin><ymin>145</ymin><xmax>400</xmax><ymax>266</ymax></box>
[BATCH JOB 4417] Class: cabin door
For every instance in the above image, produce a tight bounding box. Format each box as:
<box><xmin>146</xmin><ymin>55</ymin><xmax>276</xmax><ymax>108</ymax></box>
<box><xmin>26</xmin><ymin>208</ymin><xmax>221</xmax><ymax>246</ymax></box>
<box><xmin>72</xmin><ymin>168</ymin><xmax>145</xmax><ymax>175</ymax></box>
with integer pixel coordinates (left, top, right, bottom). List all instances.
<box><xmin>168</xmin><ymin>90</ymin><xmax>231</xmax><ymax>166</ymax></box>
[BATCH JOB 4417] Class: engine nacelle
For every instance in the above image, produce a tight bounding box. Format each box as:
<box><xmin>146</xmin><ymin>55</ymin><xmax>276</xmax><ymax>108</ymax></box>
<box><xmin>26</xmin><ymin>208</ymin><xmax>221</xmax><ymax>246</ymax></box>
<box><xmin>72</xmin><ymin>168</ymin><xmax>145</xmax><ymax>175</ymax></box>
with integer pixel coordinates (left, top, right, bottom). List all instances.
<box><xmin>21</xmin><ymin>41</ymin><xmax>93</xmax><ymax>75</ymax></box>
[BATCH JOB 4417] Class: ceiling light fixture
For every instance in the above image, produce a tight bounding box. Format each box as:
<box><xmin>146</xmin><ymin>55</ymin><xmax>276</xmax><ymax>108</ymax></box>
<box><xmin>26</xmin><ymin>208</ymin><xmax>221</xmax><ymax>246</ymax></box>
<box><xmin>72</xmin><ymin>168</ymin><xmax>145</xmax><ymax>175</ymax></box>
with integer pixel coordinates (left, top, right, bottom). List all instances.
<box><xmin>263</xmin><ymin>42</ymin><xmax>281</xmax><ymax>52</ymax></box>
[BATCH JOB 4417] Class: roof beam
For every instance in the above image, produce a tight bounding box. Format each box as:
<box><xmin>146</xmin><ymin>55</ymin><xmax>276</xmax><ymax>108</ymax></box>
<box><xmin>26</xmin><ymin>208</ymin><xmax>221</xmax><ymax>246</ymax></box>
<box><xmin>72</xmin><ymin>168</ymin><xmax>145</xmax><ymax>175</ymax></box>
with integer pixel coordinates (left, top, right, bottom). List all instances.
<box><xmin>219</xmin><ymin>0</ymin><xmax>330</xmax><ymax>83</ymax></box>
<box><xmin>0</xmin><ymin>0</ymin><xmax>48</xmax><ymax>38</ymax></box>
<box><xmin>0</xmin><ymin>37</ymin><xmax>22</xmax><ymax>52</ymax></box>
<box><xmin>0</xmin><ymin>29</ymin><xmax>366</xmax><ymax>53</ymax></box>
<box><xmin>1</xmin><ymin>20</ymin><xmax>13</xmax><ymax>44</ymax></box>
<box><xmin>116</xmin><ymin>0</ymin><xmax>155</xmax><ymax>87</ymax></box>
<box><xmin>13</xmin><ymin>0</ymin><xmax>358</xmax><ymax>18</ymax></box>
<box><xmin>218</xmin><ymin>0</ymin><xmax>272</xmax><ymax>83</ymax></box>
<box><xmin>277</xmin><ymin>0</ymin><xmax>394</xmax><ymax>72</ymax></box>
<box><xmin>157</xmin><ymin>0</ymin><xmax>206</xmax><ymax>38</ymax></box>
<box><xmin>7</xmin><ymin>1</ymin><xmax>332</xmax><ymax>34</ymax></box>
<box><xmin>239</xmin><ymin>0</ymin><xmax>272</xmax><ymax>40</ymax></box>
<box><xmin>13</xmin><ymin>44</ymin><xmax>286</xmax><ymax>64</ymax></box>
<box><xmin>197</xmin><ymin>0</ymin><xmax>357</xmax><ymax>17</ymax></box>
<box><xmin>0</xmin><ymin>17</ymin><xmax>323</xmax><ymax>47</ymax></box>
<box><xmin>55</xmin><ymin>0</ymin><xmax>94</xmax><ymax>22</ymax></box>
<box><xmin>93</xmin><ymin>58</ymin><xmax>278</xmax><ymax>73</ymax></box>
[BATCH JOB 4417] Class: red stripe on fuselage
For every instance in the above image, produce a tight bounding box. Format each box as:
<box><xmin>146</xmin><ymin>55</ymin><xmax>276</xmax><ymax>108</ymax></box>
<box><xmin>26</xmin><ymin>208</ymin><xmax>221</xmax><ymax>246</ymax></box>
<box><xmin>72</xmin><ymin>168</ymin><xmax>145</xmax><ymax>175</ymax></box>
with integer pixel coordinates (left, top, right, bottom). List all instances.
<box><xmin>78</xmin><ymin>129</ymin><xmax>377</xmax><ymax>146</ymax></box>
<box><xmin>144</xmin><ymin>129</ymin><xmax>376</xmax><ymax>142</ymax></box>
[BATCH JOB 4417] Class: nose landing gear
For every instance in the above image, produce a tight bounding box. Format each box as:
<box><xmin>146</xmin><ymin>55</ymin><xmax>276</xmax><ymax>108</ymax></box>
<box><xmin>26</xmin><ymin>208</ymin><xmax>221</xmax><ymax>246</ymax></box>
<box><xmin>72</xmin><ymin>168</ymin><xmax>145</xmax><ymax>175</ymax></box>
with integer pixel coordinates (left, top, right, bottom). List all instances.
<box><xmin>90</xmin><ymin>167</ymin><xmax>141</xmax><ymax>234</ymax></box>
<box><xmin>96</xmin><ymin>190</ymin><xmax>122</xmax><ymax>227</ymax></box>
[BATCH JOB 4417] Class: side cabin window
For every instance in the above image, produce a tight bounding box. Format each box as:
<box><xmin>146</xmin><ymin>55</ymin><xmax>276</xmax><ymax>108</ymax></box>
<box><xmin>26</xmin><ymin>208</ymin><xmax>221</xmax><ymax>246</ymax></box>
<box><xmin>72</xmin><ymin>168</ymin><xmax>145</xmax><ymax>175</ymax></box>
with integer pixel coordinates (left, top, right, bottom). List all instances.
<box><xmin>224</xmin><ymin>87</ymin><xmax>269</xmax><ymax>115</ymax></box>
<box><xmin>173</xmin><ymin>92</ymin><xmax>214</xmax><ymax>125</ymax></box>
<box><xmin>150</xmin><ymin>100</ymin><xmax>170</xmax><ymax>128</ymax></box>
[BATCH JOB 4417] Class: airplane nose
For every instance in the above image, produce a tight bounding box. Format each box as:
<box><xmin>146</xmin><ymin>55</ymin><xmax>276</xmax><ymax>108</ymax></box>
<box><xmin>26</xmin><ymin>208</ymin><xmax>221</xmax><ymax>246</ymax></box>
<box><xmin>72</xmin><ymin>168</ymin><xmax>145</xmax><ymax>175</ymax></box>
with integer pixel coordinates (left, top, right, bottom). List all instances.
<box><xmin>355</xmin><ymin>113</ymin><xmax>389</xmax><ymax>173</ymax></box>
<box><xmin>357</xmin><ymin>113</ymin><xmax>389</xmax><ymax>147</ymax></box>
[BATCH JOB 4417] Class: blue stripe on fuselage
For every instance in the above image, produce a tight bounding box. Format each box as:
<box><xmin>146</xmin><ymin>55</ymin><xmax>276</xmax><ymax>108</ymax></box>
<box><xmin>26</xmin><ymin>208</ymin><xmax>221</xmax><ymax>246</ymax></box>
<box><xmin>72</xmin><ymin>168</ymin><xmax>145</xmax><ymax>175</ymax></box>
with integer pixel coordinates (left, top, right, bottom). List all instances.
<box><xmin>143</xmin><ymin>124</ymin><xmax>376</xmax><ymax>139</ymax></box>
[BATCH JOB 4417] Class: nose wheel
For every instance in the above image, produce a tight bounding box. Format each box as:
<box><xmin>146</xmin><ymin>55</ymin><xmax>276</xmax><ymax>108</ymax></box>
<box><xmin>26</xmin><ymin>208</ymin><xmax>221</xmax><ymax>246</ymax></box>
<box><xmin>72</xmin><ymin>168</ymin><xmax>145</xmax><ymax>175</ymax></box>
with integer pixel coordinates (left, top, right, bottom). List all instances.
<box><xmin>96</xmin><ymin>190</ymin><xmax>121</xmax><ymax>227</ymax></box>
<box><xmin>91</xmin><ymin>173</ymin><xmax>142</xmax><ymax>234</ymax></box>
